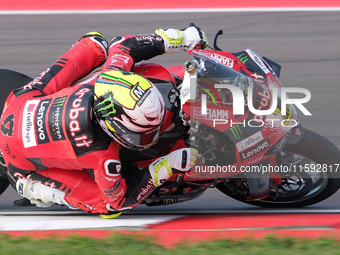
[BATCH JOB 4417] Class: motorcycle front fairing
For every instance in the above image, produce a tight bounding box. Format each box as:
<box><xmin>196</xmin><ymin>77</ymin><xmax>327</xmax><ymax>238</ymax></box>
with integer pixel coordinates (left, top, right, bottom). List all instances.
<box><xmin>181</xmin><ymin>50</ymin><xmax>300</xmax><ymax>200</ymax></box>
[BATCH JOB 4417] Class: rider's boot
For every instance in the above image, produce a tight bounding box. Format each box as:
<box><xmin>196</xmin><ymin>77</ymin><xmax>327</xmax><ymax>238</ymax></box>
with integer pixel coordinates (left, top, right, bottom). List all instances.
<box><xmin>15</xmin><ymin>179</ymin><xmax>78</xmax><ymax>209</ymax></box>
<box><xmin>0</xmin><ymin>151</ymin><xmax>35</xmax><ymax>207</ymax></box>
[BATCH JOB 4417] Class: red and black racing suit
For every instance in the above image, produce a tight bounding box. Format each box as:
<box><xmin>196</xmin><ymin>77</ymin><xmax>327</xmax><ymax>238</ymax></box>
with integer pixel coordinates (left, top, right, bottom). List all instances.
<box><xmin>0</xmin><ymin>33</ymin><xmax>166</xmax><ymax>214</ymax></box>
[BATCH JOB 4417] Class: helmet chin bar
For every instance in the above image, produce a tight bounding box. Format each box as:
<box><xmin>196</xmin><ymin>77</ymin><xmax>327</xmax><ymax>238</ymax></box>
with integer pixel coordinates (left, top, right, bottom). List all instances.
<box><xmin>97</xmin><ymin>117</ymin><xmax>155</xmax><ymax>151</ymax></box>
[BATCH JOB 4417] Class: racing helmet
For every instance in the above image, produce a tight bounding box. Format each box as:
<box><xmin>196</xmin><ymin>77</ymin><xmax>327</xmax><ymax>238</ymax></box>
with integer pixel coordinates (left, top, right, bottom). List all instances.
<box><xmin>93</xmin><ymin>70</ymin><xmax>165</xmax><ymax>150</ymax></box>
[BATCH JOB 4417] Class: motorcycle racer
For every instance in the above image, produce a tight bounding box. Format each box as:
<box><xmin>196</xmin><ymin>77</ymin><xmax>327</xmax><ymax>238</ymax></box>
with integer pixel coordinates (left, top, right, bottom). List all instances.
<box><xmin>0</xmin><ymin>25</ymin><xmax>206</xmax><ymax>215</ymax></box>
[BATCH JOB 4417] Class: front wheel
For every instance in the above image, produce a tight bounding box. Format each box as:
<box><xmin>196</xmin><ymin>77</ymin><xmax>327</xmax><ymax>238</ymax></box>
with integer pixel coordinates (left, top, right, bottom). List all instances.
<box><xmin>216</xmin><ymin>128</ymin><xmax>340</xmax><ymax>208</ymax></box>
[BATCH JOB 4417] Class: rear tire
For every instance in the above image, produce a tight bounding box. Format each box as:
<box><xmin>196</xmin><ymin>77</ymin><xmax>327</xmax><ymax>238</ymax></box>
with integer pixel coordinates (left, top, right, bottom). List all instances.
<box><xmin>0</xmin><ymin>69</ymin><xmax>32</xmax><ymax>196</ymax></box>
<box><xmin>216</xmin><ymin>129</ymin><xmax>340</xmax><ymax>208</ymax></box>
<box><xmin>0</xmin><ymin>177</ymin><xmax>10</xmax><ymax>196</ymax></box>
<box><xmin>0</xmin><ymin>69</ymin><xmax>32</xmax><ymax>113</ymax></box>
<box><xmin>0</xmin><ymin>157</ymin><xmax>10</xmax><ymax>196</ymax></box>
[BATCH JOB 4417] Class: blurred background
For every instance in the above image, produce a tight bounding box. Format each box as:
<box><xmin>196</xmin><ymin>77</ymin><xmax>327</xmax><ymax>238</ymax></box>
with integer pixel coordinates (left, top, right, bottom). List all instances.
<box><xmin>0</xmin><ymin>11</ymin><xmax>340</xmax><ymax>211</ymax></box>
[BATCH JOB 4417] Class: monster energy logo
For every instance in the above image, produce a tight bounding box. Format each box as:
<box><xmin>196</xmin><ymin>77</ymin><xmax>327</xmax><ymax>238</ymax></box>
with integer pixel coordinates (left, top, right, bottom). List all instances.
<box><xmin>97</xmin><ymin>95</ymin><xmax>116</xmax><ymax>117</ymax></box>
<box><xmin>237</xmin><ymin>53</ymin><xmax>249</xmax><ymax>64</ymax></box>
<box><xmin>229</xmin><ymin>125</ymin><xmax>243</xmax><ymax>139</ymax></box>
<box><xmin>53</xmin><ymin>96</ymin><xmax>67</xmax><ymax>107</ymax></box>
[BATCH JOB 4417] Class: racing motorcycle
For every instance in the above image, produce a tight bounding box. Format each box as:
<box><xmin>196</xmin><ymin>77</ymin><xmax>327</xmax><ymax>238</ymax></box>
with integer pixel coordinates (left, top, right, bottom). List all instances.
<box><xmin>0</xmin><ymin>28</ymin><xmax>340</xmax><ymax>209</ymax></box>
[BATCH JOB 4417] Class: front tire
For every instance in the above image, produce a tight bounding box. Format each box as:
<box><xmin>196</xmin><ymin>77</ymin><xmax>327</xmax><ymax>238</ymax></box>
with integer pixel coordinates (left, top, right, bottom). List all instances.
<box><xmin>216</xmin><ymin>128</ymin><xmax>340</xmax><ymax>208</ymax></box>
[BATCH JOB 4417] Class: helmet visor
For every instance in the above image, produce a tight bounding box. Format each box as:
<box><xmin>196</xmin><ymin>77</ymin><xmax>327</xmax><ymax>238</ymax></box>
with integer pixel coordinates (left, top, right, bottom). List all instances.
<box><xmin>121</xmin><ymin>125</ymin><xmax>161</xmax><ymax>150</ymax></box>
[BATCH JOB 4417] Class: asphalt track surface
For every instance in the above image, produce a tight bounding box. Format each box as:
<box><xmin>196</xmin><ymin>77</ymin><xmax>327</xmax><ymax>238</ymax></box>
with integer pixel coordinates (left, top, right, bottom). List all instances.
<box><xmin>0</xmin><ymin>11</ymin><xmax>340</xmax><ymax>215</ymax></box>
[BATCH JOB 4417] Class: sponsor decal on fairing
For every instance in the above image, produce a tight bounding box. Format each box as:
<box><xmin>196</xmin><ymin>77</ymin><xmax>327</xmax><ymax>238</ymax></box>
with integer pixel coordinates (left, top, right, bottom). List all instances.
<box><xmin>245</xmin><ymin>48</ymin><xmax>270</xmax><ymax>74</ymax></box>
<box><xmin>198</xmin><ymin>50</ymin><xmax>234</xmax><ymax>68</ymax></box>
<box><xmin>239</xmin><ymin>137</ymin><xmax>270</xmax><ymax>161</ymax></box>
<box><xmin>236</xmin><ymin>131</ymin><xmax>264</xmax><ymax>152</ymax></box>
<box><xmin>193</xmin><ymin>107</ymin><xmax>228</xmax><ymax>120</ymax></box>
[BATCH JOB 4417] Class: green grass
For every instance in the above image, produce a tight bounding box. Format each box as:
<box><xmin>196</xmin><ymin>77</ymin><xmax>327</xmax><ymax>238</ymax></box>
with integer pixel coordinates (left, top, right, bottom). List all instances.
<box><xmin>0</xmin><ymin>234</ymin><xmax>340</xmax><ymax>255</ymax></box>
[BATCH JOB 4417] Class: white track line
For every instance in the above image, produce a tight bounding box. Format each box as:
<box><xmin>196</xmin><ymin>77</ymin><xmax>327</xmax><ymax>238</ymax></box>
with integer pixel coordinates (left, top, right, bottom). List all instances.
<box><xmin>0</xmin><ymin>214</ymin><xmax>183</xmax><ymax>231</ymax></box>
<box><xmin>1</xmin><ymin>209</ymin><xmax>340</xmax><ymax>216</ymax></box>
<box><xmin>1</xmin><ymin>7</ymin><xmax>340</xmax><ymax>15</ymax></box>
<box><xmin>0</xmin><ymin>210</ymin><xmax>338</xmax><ymax>231</ymax></box>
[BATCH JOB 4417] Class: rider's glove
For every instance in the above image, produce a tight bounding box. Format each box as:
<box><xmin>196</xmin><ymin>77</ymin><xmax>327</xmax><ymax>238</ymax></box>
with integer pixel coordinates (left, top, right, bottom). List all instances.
<box><xmin>155</xmin><ymin>24</ymin><xmax>208</xmax><ymax>53</ymax></box>
<box><xmin>181</xmin><ymin>24</ymin><xmax>208</xmax><ymax>48</ymax></box>
<box><xmin>148</xmin><ymin>148</ymin><xmax>198</xmax><ymax>187</ymax></box>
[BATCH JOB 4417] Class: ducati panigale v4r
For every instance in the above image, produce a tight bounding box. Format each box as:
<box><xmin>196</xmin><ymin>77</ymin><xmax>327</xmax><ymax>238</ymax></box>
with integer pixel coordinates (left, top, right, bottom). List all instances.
<box><xmin>0</xmin><ymin>28</ymin><xmax>340</xmax><ymax>210</ymax></box>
